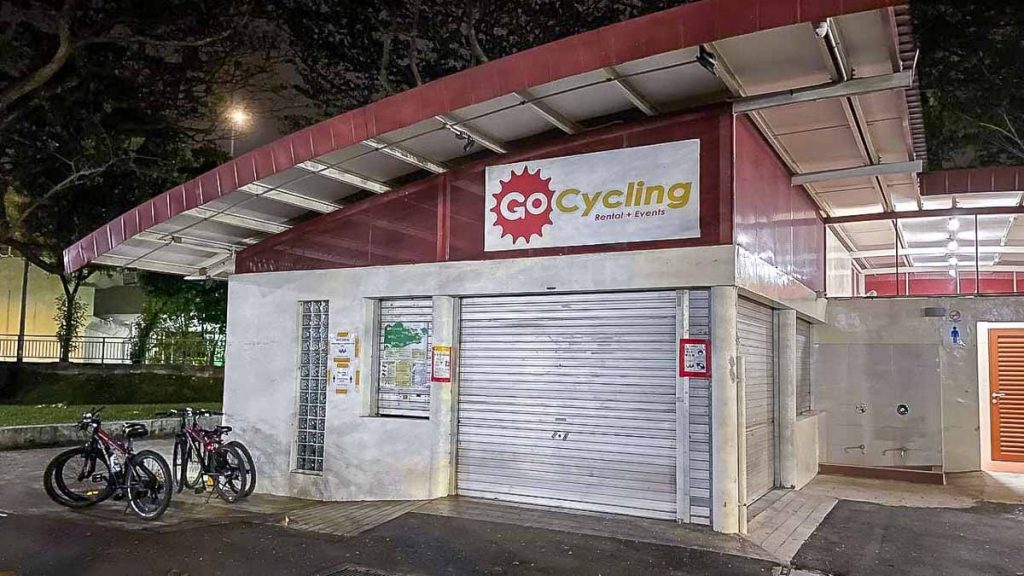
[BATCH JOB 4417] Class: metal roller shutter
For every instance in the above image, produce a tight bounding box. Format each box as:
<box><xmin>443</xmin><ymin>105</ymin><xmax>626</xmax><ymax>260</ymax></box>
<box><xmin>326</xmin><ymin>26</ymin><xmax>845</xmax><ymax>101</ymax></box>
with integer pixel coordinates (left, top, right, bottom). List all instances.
<box><xmin>686</xmin><ymin>289</ymin><xmax>713</xmax><ymax>525</ymax></box>
<box><xmin>737</xmin><ymin>298</ymin><xmax>775</xmax><ymax>504</ymax></box>
<box><xmin>796</xmin><ymin>320</ymin><xmax>812</xmax><ymax>415</ymax></box>
<box><xmin>377</xmin><ymin>298</ymin><xmax>433</xmax><ymax>417</ymax></box>
<box><xmin>457</xmin><ymin>291</ymin><xmax>678</xmax><ymax>520</ymax></box>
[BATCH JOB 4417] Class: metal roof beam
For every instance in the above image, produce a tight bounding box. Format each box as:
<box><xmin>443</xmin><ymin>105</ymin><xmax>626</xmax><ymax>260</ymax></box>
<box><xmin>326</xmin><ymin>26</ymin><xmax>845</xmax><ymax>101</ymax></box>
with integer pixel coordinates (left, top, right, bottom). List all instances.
<box><xmin>603</xmin><ymin>67</ymin><xmax>658</xmax><ymax>117</ymax></box>
<box><xmin>239</xmin><ymin>183</ymin><xmax>339</xmax><ymax>214</ymax></box>
<box><xmin>514</xmin><ymin>91</ymin><xmax>582</xmax><ymax>135</ymax></box>
<box><xmin>732</xmin><ymin>71</ymin><xmax>913</xmax><ymax>114</ymax></box>
<box><xmin>852</xmin><ymin>246</ymin><xmax>1024</xmax><ymax>258</ymax></box>
<box><xmin>188</xmin><ymin>206</ymin><xmax>291</xmax><ymax>235</ymax></box>
<box><xmin>363</xmin><ymin>139</ymin><xmax>447</xmax><ymax>174</ymax></box>
<box><xmin>825</xmin><ymin>205</ymin><xmax>1024</xmax><ymax>225</ymax></box>
<box><xmin>862</xmin><ymin>265</ymin><xmax>1024</xmax><ymax>275</ymax></box>
<box><xmin>136</xmin><ymin>230</ymin><xmax>259</xmax><ymax>251</ymax></box>
<box><xmin>435</xmin><ymin>114</ymin><xmax>508</xmax><ymax>154</ymax></box>
<box><xmin>94</xmin><ymin>254</ymin><xmax>199</xmax><ymax>276</ymax></box>
<box><xmin>793</xmin><ymin>160</ymin><xmax>924</xmax><ymax>186</ymax></box>
<box><xmin>296</xmin><ymin>160</ymin><xmax>391</xmax><ymax>194</ymax></box>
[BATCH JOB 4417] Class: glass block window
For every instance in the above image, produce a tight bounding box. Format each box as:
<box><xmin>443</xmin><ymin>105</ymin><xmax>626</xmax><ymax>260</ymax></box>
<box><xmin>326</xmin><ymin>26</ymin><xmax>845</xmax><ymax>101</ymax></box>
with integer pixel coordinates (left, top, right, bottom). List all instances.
<box><xmin>295</xmin><ymin>300</ymin><xmax>329</xmax><ymax>472</ymax></box>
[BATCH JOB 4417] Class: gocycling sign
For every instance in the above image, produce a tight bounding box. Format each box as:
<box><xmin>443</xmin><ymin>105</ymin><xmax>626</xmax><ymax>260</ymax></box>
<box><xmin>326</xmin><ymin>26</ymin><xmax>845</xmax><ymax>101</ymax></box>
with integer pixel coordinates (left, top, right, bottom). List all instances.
<box><xmin>483</xmin><ymin>139</ymin><xmax>701</xmax><ymax>251</ymax></box>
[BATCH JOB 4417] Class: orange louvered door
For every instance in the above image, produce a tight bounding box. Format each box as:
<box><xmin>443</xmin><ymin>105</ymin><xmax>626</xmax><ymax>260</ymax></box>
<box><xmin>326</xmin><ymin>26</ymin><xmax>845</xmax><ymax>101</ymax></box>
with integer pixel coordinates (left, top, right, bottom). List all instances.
<box><xmin>990</xmin><ymin>330</ymin><xmax>1024</xmax><ymax>462</ymax></box>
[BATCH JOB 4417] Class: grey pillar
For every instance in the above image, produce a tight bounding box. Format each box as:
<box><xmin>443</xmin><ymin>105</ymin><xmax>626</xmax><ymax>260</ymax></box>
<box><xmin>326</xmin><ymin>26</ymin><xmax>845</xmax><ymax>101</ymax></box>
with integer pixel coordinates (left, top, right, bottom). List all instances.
<box><xmin>429</xmin><ymin>296</ymin><xmax>458</xmax><ymax>498</ymax></box>
<box><xmin>776</xmin><ymin>309</ymin><xmax>797</xmax><ymax>488</ymax></box>
<box><xmin>710</xmin><ymin>286</ymin><xmax>739</xmax><ymax>533</ymax></box>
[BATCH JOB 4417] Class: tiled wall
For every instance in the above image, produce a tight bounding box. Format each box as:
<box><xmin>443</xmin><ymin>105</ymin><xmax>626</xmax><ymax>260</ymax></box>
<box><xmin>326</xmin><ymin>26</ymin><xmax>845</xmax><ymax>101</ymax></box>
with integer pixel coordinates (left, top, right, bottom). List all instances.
<box><xmin>813</xmin><ymin>343</ymin><xmax>942</xmax><ymax>467</ymax></box>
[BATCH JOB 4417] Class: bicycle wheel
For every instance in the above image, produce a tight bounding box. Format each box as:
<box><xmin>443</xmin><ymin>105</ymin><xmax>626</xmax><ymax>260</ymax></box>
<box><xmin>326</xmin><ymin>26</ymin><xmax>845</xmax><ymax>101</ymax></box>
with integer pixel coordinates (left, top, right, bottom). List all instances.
<box><xmin>126</xmin><ymin>450</ymin><xmax>172</xmax><ymax>520</ymax></box>
<box><xmin>172</xmin><ymin>437</ymin><xmax>187</xmax><ymax>494</ymax></box>
<box><xmin>212</xmin><ymin>445</ymin><xmax>248</xmax><ymax>503</ymax></box>
<box><xmin>226</xmin><ymin>440</ymin><xmax>256</xmax><ymax>497</ymax></box>
<box><xmin>44</xmin><ymin>447</ymin><xmax>114</xmax><ymax>508</ymax></box>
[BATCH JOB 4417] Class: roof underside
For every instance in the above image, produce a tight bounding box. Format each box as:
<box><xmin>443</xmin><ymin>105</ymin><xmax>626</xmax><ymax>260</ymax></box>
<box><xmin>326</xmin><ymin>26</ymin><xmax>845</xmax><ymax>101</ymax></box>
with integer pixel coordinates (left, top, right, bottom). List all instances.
<box><xmin>67</xmin><ymin>0</ymin><xmax>985</xmax><ymax>281</ymax></box>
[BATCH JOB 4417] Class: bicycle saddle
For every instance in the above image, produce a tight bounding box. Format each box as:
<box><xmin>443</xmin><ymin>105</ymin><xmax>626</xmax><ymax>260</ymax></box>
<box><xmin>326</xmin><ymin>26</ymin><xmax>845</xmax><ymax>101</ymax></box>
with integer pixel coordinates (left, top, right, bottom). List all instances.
<box><xmin>122</xmin><ymin>422</ymin><xmax>149</xmax><ymax>438</ymax></box>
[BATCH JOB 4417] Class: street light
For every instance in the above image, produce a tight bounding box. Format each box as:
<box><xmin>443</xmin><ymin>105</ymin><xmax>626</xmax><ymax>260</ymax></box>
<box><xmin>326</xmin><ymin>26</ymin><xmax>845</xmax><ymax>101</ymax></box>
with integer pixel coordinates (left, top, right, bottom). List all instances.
<box><xmin>225</xmin><ymin>104</ymin><xmax>251</xmax><ymax>157</ymax></box>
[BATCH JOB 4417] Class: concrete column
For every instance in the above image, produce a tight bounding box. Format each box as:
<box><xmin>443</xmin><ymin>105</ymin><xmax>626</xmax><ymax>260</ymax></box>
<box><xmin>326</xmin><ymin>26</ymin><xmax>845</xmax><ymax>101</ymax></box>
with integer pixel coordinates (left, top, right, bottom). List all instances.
<box><xmin>776</xmin><ymin>309</ymin><xmax>797</xmax><ymax>488</ymax></box>
<box><xmin>428</xmin><ymin>296</ymin><xmax>457</xmax><ymax>498</ymax></box>
<box><xmin>710</xmin><ymin>286</ymin><xmax>739</xmax><ymax>534</ymax></box>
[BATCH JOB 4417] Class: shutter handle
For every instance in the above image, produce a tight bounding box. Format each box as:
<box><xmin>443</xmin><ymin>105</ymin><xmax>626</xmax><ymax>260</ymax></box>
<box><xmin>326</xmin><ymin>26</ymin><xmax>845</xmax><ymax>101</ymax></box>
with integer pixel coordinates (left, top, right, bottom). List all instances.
<box><xmin>993</xmin><ymin>392</ymin><xmax>1007</xmax><ymax>404</ymax></box>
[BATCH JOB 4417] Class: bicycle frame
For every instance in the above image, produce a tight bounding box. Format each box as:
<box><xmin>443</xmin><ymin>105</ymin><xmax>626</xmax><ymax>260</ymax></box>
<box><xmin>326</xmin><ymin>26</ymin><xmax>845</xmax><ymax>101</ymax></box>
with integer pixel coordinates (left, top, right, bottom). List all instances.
<box><xmin>174</xmin><ymin>410</ymin><xmax>230</xmax><ymax>480</ymax></box>
<box><xmin>78</xmin><ymin>417</ymin><xmax>159</xmax><ymax>497</ymax></box>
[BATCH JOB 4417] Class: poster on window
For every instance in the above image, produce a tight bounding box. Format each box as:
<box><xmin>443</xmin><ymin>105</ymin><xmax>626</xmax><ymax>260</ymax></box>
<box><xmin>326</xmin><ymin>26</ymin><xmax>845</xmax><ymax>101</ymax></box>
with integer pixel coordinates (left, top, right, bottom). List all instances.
<box><xmin>379</xmin><ymin>321</ymin><xmax>430</xmax><ymax>391</ymax></box>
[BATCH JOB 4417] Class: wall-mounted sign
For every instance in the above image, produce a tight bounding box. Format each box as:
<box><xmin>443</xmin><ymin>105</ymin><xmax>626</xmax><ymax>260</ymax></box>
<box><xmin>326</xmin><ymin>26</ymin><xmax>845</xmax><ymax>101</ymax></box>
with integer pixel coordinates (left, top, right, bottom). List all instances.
<box><xmin>330</xmin><ymin>331</ymin><xmax>359</xmax><ymax>394</ymax></box>
<box><xmin>431</xmin><ymin>345</ymin><xmax>452</xmax><ymax>383</ymax></box>
<box><xmin>484</xmin><ymin>140</ymin><xmax>700</xmax><ymax>251</ymax></box>
<box><xmin>379</xmin><ymin>322</ymin><xmax>430</xmax><ymax>391</ymax></box>
<box><xmin>679</xmin><ymin>338</ymin><xmax>711</xmax><ymax>378</ymax></box>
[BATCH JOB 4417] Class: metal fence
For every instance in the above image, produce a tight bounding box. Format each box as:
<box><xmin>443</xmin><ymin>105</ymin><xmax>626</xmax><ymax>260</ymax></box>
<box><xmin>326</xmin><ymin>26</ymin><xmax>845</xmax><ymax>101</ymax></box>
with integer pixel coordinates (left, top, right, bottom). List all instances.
<box><xmin>0</xmin><ymin>334</ymin><xmax>225</xmax><ymax>366</ymax></box>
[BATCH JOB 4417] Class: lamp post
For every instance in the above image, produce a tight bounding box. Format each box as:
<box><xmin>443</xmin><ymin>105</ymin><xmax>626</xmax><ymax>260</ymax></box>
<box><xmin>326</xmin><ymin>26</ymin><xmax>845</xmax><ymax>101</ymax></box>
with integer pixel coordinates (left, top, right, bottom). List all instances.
<box><xmin>226</xmin><ymin>104</ymin><xmax>251</xmax><ymax>157</ymax></box>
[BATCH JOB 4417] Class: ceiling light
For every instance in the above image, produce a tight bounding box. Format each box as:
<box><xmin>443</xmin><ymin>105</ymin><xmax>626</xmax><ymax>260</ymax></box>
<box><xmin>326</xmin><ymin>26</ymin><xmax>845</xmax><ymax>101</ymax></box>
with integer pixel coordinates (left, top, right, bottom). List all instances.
<box><xmin>947</xmin><ymin>218</ymin><xmax>960</xmax><ymax>231</ymax></box>
<box><xmin>947</xmin><ymin>239</ymin><xmax>959</xmax><ymax>251</ymax></box>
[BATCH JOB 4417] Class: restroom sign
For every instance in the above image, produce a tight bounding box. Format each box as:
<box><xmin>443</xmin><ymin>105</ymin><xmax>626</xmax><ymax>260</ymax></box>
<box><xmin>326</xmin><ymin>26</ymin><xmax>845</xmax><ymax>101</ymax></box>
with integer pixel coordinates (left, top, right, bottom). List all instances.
<box><xmin>679</xmin><ymin>338</ymin><xmax>711</xmax><ymax>378</ymax></box>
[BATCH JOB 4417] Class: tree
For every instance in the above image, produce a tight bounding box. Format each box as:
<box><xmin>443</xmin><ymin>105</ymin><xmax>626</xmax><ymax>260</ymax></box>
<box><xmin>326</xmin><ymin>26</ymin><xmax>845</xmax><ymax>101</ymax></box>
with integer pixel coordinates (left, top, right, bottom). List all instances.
<box><xmin>913</xmin><ymin>2</ymin><xmax>1024</xmax><ymax>168</ymax></box>
<box><xmin>1</xmin><ymin>1</ymin><xmax>298</xmax><ymax>360</ymax></box>
<box><xmin>53</xmin><ymin>292</ymin><xmax>88</xmax><ymax>359</ymax></box>
<box><xmin>131</xmin><ymin>273</ymin><xmax>227</xmax><ymax>365</ymax></box>
<box><xmin>272</xmin><ymin>0</ymin><xmax>681</xmax><ymax>123</ymax></box>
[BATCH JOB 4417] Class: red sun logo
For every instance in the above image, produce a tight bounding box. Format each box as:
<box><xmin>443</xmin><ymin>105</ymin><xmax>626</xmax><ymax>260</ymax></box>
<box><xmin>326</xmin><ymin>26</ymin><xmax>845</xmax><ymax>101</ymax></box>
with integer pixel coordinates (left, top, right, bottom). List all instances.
<box><xmin>490</xmin><ymin>166</ymin><xmax>555</xmax><ymax>245</ymax></box>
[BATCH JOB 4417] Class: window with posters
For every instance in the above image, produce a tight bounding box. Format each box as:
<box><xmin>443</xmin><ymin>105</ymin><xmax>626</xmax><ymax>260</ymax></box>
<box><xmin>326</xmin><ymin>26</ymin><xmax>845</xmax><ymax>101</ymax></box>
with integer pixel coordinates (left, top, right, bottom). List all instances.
<box><xmin>376</xmin><ymin>298</ymin><xmax>433</xmax><ymax>418</ymax></box>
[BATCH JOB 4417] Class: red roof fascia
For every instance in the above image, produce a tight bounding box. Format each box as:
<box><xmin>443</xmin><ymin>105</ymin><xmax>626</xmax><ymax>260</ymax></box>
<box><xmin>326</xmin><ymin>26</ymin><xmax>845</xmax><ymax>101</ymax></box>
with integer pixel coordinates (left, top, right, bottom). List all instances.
<box><xmin>919</xmin><ymin>166</ymin><xmax>1024</xmax><ymax>197</ymax></box>
<box><xmin>64</xmin><ymin>0</ymin><xmax>903</xmax><ymax>273</ymax></box>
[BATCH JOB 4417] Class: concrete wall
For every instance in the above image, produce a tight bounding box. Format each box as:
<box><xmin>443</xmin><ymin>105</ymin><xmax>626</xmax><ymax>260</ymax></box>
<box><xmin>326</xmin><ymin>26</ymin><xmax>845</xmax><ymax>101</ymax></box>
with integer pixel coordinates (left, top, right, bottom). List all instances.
<box><xmin>793</xmin><ymin>414</ymin><xmax>819</xmax><ymax>489</ymax></box>
<box><xmin>224</xmin><ymin>245</ymin><xmax>736</xmax><ymax>503</ymax></box>
<box><xmin>813</xmin><ymin>296</ymin><xmax>1024</xmax><ymax>472</ymax></box>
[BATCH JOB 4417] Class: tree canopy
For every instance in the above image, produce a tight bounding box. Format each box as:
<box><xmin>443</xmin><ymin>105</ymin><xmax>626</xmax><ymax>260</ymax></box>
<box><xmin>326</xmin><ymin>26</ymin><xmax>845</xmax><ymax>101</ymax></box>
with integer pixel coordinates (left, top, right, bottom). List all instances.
<box><xmin>913</xmin><ymin>1</ymin><xmax>1024</xmax><ymax>168</ymax></box>
<box><xmin>0</xmin><ymin>0</ymin><xmax>296</xmax><ymax>358</ymax></box>
<box><xmin>272</xmin><ymin>0</ymin><xmax>681</xmax><ymax>121</ymax></box>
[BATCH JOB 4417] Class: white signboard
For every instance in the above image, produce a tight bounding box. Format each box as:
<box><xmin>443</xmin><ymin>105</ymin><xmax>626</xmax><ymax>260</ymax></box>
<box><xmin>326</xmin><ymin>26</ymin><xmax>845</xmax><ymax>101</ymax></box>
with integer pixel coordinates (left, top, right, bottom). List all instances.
<box><xmin>484</xmin><ymin>140</ymin><xmax>700</xmax><ymax>251</ymax></box>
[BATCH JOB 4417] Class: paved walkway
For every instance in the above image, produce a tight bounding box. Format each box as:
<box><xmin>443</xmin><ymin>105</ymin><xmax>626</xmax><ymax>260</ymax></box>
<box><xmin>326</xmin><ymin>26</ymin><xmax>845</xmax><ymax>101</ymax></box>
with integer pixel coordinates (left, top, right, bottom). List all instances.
<box><xmin>0</xmin><ymin>442</ymin><xmax>779</xmax><ymax>575</ymax></box>
<box><xmin>748</xmin><ymin>490</ymin><xmax>837</xmax><ymax>564</ymax></box>
<box><xmin>6</xmin><ymin>440</ymin><xmax>1024</xmax><ymax>575</ymax></box>
<box><xmin>793</xmin><ymin>499</ymin><xmax>1024</xmax><ymax>576</ymax></box>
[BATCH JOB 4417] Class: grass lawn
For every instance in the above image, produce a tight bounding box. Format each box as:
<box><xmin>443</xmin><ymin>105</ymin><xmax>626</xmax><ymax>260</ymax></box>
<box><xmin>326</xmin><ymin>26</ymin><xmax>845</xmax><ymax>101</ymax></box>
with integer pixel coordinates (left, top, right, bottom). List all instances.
<box><xmin>0</xmin><ymin>403</ymin><xmax>222</xmax><ymax>427</ymax></box>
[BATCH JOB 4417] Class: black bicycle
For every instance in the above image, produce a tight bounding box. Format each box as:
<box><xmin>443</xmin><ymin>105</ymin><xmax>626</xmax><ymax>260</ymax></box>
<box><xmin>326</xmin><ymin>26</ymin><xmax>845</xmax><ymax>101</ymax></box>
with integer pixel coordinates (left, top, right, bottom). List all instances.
<box><xmin>43</xmin><ymin>407</ymin><xmax>173</xmax><ymax>520</ymax></box>
<box><xmin>160</xmin><ymin>407</ymin><xmax>255</xmax><ymax>502</ymax></box>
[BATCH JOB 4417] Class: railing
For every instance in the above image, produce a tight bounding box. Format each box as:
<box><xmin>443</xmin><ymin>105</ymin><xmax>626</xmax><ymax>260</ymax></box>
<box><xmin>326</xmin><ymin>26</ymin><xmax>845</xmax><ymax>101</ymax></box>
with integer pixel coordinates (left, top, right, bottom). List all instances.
<box><xmin>0</xmin><ymin>334</ymin><xmax>225</xmax><ymax>365</ymax></box>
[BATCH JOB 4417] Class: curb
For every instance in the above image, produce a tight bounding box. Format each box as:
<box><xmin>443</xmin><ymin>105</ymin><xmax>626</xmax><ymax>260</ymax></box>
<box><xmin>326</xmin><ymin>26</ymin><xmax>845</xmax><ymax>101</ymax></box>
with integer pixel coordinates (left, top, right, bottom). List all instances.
<box><xmin>0</xmin><ymin>416</ymin><xmax>220</xmax><ymax>450</ymax></box>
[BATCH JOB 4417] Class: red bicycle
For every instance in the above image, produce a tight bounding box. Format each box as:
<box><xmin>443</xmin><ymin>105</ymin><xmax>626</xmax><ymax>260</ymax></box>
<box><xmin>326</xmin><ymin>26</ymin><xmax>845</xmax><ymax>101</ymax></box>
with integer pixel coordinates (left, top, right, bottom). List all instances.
<box><xmin>43</xmin><ymin>407</ymin><xmax>173</xmax><ymax>520</ymax></box>
<box><xmin>160</xmin><ymin>408</ymin><xmax>253</xmax><ymax>502</ymax></box>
